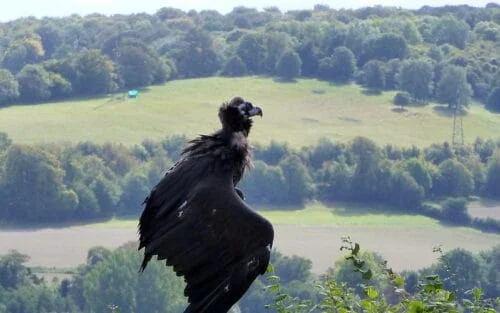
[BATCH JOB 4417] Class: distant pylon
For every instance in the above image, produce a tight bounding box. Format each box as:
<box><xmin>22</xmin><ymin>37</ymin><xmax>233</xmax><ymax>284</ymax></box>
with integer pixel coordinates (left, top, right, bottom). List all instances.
<box><xmin>452</xmin><ymin>104</ymin><xmax>464</xmax><ymax>146</ymax></box>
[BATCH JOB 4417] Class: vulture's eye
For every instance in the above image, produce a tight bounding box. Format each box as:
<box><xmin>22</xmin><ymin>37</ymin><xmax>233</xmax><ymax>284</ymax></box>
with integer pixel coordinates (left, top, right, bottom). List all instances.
<box><xmin>238</xmin><ymin>102</ymin><xmax>250</xmax><ymax>115</ymax></box>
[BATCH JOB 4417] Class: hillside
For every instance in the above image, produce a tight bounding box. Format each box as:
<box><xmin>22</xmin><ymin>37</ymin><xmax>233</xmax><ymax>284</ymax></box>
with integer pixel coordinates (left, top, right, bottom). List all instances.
<box><xmin>1</xmin><ymin>77</ymin><xmax>500</xmax><ymax>148</ymax></box>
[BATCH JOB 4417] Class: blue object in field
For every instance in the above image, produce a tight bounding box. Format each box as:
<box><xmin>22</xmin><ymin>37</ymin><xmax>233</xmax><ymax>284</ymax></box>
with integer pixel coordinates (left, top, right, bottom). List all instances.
<box><xmin>128</xmin><ymin>90</ymin><xmax>139</xmax><ymax>98</ymax></box>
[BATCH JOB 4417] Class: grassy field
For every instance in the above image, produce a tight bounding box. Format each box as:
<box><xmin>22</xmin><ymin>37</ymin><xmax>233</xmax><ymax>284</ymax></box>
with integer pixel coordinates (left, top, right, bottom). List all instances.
<box><xmin>2</xmin><ymin>204</ymin><xmax>499</xmax><ymax>273</ymax></box>
<box><xmin>1</xmin><ymin>77</ymin><xmax>500</xmax><ymax>148</ymax></box>
<box><xmin>1</xmin><ymin>77</ymin><xmax>500</xmax><ymax>274</ymax></box>
<box><xmin>90</xmin><ymin>203</ymin><xmax>439</xmax><ymax>228</ymax></box>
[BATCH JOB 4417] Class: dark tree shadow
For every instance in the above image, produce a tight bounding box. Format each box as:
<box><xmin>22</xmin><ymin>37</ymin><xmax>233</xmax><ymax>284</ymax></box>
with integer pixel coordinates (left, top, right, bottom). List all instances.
<box><xmin>252</xmin><ymin>204</ymin><xmax>305</xmax><ymax>211</ymax></box>
<box><xmin>311</xmin><ymin>89</ymin><xmax>326</xmax><ymax>95</ymax></box>
<box><xmin>132</xmin><ymin>87</ymin><xmax>153</xmax><ymax>93</ymax></box>
<box><xmin>391</xmin><ymin>107</ymin><xmax>408</xmax><ymax>113</ymax></box>
<box><xmin>0</xmin><ymin>86</ymin><xmax>156</xmax><ymax>110</ymax></box>
<box><xmin>471</xmin><ymin>197</ymin><xmax>500</xmax><ymax>208</ymax></box>
<box><xmin>483</xmin><ymin>105</ymin><xmax>500</xmax><ymax>114</ymax></box>
<box><xmin>272</xmin><ymin>77</ymin><xmax>298</xmax><ymax>83</ymax></box>
<box><xmin>338</xmin><ymin>116</ymin><xmax>362</xmax><ymax>123</ymax></box>
<box><xmin>326</xmin><ymin>201</ymin><xmax>418</xmax><ymax>216</ymax></box>
<box><xmin>302</xmin><ymin>117</ymin><xmax>320</xmax><ymax>123</ymax></box>
<box><xmin>433</xmin><ymin>105</ymin><xmax>468</xmax><ymax>117</ymax></box>
<box><xmin>361</xmin><ymin>88</ymin><xmax>382</xmax><ymax>96</ymax></box>
<box><xmin>0</xmin><ymin>215</ymin><xmax>120</xmax><ymax>231</ymax></box>
<box><xmin>328</xmin><ymin>81</ymin><xmax>350</xmax><ymax>87</ymax></box>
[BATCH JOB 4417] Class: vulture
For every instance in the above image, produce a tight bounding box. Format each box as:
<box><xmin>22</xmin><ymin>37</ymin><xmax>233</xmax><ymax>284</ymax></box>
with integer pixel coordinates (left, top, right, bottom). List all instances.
<box><xmin>138</xmin><ymin>97</ymin><xmax>274</xmax><ymax>313</ymax></box>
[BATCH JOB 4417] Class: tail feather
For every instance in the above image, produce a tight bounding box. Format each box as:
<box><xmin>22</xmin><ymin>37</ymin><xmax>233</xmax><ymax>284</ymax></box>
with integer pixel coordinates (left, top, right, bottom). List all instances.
<box><xmin>183</xmin><ymin>278</ymin><xmax>232</xmax><ymax>313</ymax></box>
<box><xmin>139</xmin><ymin>254</ymin><xmax>152</xmax><ymax>272</ymax></box>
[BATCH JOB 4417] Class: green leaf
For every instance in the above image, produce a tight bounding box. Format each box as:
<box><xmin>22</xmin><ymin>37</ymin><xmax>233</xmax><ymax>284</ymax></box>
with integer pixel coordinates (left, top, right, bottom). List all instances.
<box><xmin>364</xmin><ymin>286</ymin><xmax>379</xmax><ymax>299</ymax></box>
<box><xmin>472</xmin><ymin>287</ymin><xmax>483</xmax><ymax>301</ymax></box>
<box><xmin>424</xmin><ymin>284</ymin><xmax>437</xmax><ymax>292</ymax></box>
<box><xmin>353</xmin><ymin>258</ymin><xmax>365</xmax><ymax>268</ymax></box>
<box><xmin>266</xmin><ymin>263</ymin><xmax>274</xmax><ymax>274</ymax></box>
<box><xmin>353</xmin><ymin>243</ymin><xmax>360</xmax><ymax>255</ymax></box>
<box><xmin>462</xmin><ymin>299</ymin><xmax>474</xmax><ymax>308</ymax></box>
<box><xmin>393</xmin><ymin>276</ymin><xmax>405</xmax><ymax>287</ymax></box>
<box><xmin>408</xmin><ymin>301</ymin><xmax>424</xmax><ymax>313</ymax></box>
<box><xmin>425</xmin><ymin>275</ymin><xmax>439</xmax><ymax>281</ymax></box>
<box><xmin>360</xmin><ymin>299</ymin><xmax>374</xmax><ymax>311</ymax></box>
<box><xmin>361</xmin><ymin>269</ymin><xmax>373</xmax><ymax>280</ymax></box>
<box><xmin>268</xmin><ymin>284</ymin><xmax>280</xmax><ymax>292</ymax></box>
<box><xmin>276</xmin><ymin>294</ymin><xmax>288</xmax><ymax>301</ymax></box>
<box><xmin>446</xmin><ymin>291</ymin><xmax>456</xmax><ymax>302</ymax></box>
<box><xmin>267</xmin><ymin>275</ymin><xmax>280</xmax><ymax>282</ymax></box>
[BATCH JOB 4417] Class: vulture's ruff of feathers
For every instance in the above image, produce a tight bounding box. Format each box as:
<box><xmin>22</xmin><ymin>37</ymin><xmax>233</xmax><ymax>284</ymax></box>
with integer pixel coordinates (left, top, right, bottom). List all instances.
<box><xmin>138</xmin><ymin>97</ymin><xmax>274</xmax><ymax>313</ymax></box>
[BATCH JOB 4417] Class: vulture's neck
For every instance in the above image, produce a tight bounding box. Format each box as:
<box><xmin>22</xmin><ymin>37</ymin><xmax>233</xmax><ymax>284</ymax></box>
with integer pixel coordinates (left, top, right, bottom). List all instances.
<box><xmin>182</xmin><ymin>129</ymin><xmax>252</xmax><ymax>185</ymax></box>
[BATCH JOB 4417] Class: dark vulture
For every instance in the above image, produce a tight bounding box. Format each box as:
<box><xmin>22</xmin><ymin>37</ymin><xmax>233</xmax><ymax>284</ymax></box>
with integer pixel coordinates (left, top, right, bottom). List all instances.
<box><xmin>138</xmin><ymin>97</ymin><xmax>274</xmax><ymax>313</ymax></box>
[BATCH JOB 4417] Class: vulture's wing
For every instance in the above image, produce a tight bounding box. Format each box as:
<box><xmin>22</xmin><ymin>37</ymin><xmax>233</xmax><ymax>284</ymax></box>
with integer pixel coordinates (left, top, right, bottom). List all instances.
<box><xmin>138</xmin><ymin>156</ymin><xmax>274</xmax><ymax>313</ymax></box>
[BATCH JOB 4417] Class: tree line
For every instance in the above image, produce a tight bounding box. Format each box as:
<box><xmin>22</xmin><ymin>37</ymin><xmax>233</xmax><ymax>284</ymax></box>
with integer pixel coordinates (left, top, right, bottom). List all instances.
<box><xmin>0</xmin><ymin>4</ymin><xmax>499</xmax><ymax>110</ymax></box>
<box><xmin>0</xmin><ymin>244</ymin><xmax>315</xmax><ymax>313</ymax></box>
<box><xmin>0</xmin><ymin>241</ymin><xmax>498</xmax><ymax>313</ymax></box>
<box><xmin>1</xmin><ymin>131</ymin><xmax>500</xmax><ymax>232</ymax></box>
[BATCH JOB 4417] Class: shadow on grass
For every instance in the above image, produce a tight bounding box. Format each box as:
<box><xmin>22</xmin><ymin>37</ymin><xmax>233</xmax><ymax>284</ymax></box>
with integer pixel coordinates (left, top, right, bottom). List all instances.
<box><xmin>484</xmin><ymin>105</ymin><xmax>500</xmax><ymax>114</ymax></box>
<box><xmin>433</xmin><ymin>105</ymin><xmax>468</xmax><ymax>117</ymax></box>
<box><xmin>361</xmin><ymin>88</ymin><xmax>382</xmax><ymax>96</ymax></box>
<box><xmin>0</xmin><ymin>214</ymin><xmax>139</xmax><ymax>231</ymax></box>
<box><xmin>302</xmin><ymin>117</ymin><xmax>321</xmax><ymax>123</ymax></box>
<box><xmin>470</xmin><ymin>197</ymin><xmax>500</xmax><ymax>208</ymax></box>
<box><xmin>338</xmin><ymin>116</ymin><xmax>362</xmax><ymax>123</ymax></box>
<box><xmin>0</xmin><ymin>87</ymin><xmax>157</xmax><ymax>111</ymax></box>
<box><xmin>272</xmin><ymin>77</ymin><xmax>299</xmax><ymax>83</ymax></box>
<box><xmin>391</xmin><ymin>107</ymin><xmax>408</xmax><ymax>113</ymax></box>
<box><xmin>311</xmin><ymin>89</ymin><xmax>326</xmax><ymax>95</ymax></box>
<box><xmin>324</xmin><ymin>201</ymin><xmax>416</xmax><ymax>216</ymax></box>
<box><xmin>253</xmin><ymin>203</ymin><xmax>306</xmax><ymax>211</ymax></box>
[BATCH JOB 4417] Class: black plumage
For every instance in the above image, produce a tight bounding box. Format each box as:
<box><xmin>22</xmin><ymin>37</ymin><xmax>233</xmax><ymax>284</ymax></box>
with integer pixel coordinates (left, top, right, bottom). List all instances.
<box><xmin>138</xmin><ymin>97</ymin><xmax>274</xmax><ymax>313</ymax></box>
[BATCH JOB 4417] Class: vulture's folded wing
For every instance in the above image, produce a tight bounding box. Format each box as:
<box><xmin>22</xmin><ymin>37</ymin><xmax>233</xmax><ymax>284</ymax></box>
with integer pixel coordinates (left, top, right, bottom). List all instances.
<box><xmin>138</xmin><ymin>163</ymin><xmax>274</xmax><ymax>313</ymax></box>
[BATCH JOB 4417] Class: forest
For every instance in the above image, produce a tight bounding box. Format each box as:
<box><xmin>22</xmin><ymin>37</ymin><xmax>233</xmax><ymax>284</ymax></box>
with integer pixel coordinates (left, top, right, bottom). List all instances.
<box><xmin>1</xmin><ymin>131</ymin><xmax>500</xmax><ymax>232</ymax></box>
<box><xmin>0</xmin><ymin>4</ymin><xmax>499</xmax><ymax>110</ymax></box>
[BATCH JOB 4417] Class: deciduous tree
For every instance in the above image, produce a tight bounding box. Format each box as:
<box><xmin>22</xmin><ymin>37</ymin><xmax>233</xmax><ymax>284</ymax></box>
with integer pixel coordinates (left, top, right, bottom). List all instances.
<box><xmin>275</xmin><ymin>50</ymin><xmax>302</xmax><ymax>81</ymax></box>
<box><xmin>74</xmin><ymin>49</ymin><xmax>118</xmax><ymax>95</ymax></box>
<box><xmin>16</xmin><ymin>64</ymin><xmax>52</xmax><ymax>102</ymax></box>
<box><xmin>397</xmin><ymin>59</ymin><xmax>434</xmax><ymax>103</ymax></box>
<box><xmin>0</xmin><ymin>69</ymin><xmax>19</xmax><ymax>105</ymax></box>
<box><xmin>436</xmin><ymin>65</ymin><xmax>472</xmax><ymax>109</ymax></box>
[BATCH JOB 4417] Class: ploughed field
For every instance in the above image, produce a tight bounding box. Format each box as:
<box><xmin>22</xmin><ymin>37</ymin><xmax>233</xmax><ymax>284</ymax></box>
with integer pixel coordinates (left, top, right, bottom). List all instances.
<box><xmin>469</xmin><ymin>199</ymin><xmax>500</xmax><ymax>221</ymax></box>
<box><xmin>1</xmin><ymin>205</ymin><xmax>499</xmax><ymax>274</ymax></box>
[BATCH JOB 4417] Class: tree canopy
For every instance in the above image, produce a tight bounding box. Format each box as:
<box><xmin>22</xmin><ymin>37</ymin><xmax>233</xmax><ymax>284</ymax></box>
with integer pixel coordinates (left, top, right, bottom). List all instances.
<box><xmin>0</xmin><ymin>4</ymin><xmax>498</xmax><ymax>107</ymax></box>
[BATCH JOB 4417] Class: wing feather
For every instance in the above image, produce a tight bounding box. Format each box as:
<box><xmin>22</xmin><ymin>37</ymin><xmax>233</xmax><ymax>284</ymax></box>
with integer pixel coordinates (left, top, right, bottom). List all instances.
<box><xmin>138</xmin><ymin>151</ymin><xmax>274</xmax><ymax>313</ymax></box>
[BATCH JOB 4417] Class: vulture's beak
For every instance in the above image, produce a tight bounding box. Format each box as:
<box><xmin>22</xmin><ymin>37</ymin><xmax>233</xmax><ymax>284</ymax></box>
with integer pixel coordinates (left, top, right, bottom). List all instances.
<box><xmin>248</xmin><ymin>106</ymin><xmax>263</xmax><ymax>118</ymax></box>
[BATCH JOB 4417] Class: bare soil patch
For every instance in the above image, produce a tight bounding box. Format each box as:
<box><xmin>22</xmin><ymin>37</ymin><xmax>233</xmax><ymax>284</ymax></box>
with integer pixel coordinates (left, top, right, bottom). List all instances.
<box><xmin>1</xmin><ymin>224</ymin><xmax>498</xmax><ymax>274</ymax></box>
<box><xmin>469</xmin><ymin>200</ymin><xmax>500</xmax><ymax>221</ymax></box>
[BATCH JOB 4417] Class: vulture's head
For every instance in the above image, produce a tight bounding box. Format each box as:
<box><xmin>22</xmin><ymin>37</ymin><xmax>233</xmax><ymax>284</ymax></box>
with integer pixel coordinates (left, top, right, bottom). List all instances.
<box><xmin>219</xmin><ymin>97</ymin><xmax>263</xmax><ymax>136</ymax></box>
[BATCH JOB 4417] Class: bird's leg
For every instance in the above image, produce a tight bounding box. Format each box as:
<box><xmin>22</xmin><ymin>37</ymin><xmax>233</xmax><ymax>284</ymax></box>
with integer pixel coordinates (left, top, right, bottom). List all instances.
<box><xmin>235</xmin><ymin>187</ymin><xmax>245</xmax><ymax>200</ymax></box>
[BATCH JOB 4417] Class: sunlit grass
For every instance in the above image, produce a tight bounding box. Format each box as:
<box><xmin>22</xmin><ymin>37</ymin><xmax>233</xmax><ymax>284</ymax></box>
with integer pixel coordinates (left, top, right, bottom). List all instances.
<box><xmin>260</xmin><ymin>203</ymin><xmax>440</xmax><ymax>226</ymax></box>
<box><xmin>1</xmin><ymin>77</ymin><xmax>499</xmax><ymax>148</ymax></box>
<box><xmin>87</xmin><ymin>202</ymin><xmax>440</xmax><ymax>228</ymax></box>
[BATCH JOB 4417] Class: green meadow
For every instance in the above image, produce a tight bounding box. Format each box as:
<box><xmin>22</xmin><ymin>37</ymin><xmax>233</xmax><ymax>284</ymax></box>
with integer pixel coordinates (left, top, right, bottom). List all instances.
<box><xmin>1</xmin><ymin>77</ymin><xmax>499</xmax><ymax>148</ymax></box>
<box><xmin>88</xmin><ymin>203</ymin><xmax>439</xmax><ymax>228</ymax></box>
<box><xmin>2</xmin><ymin>76</ymin><xmax>500</xmax><ymax>272</ymax></box>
